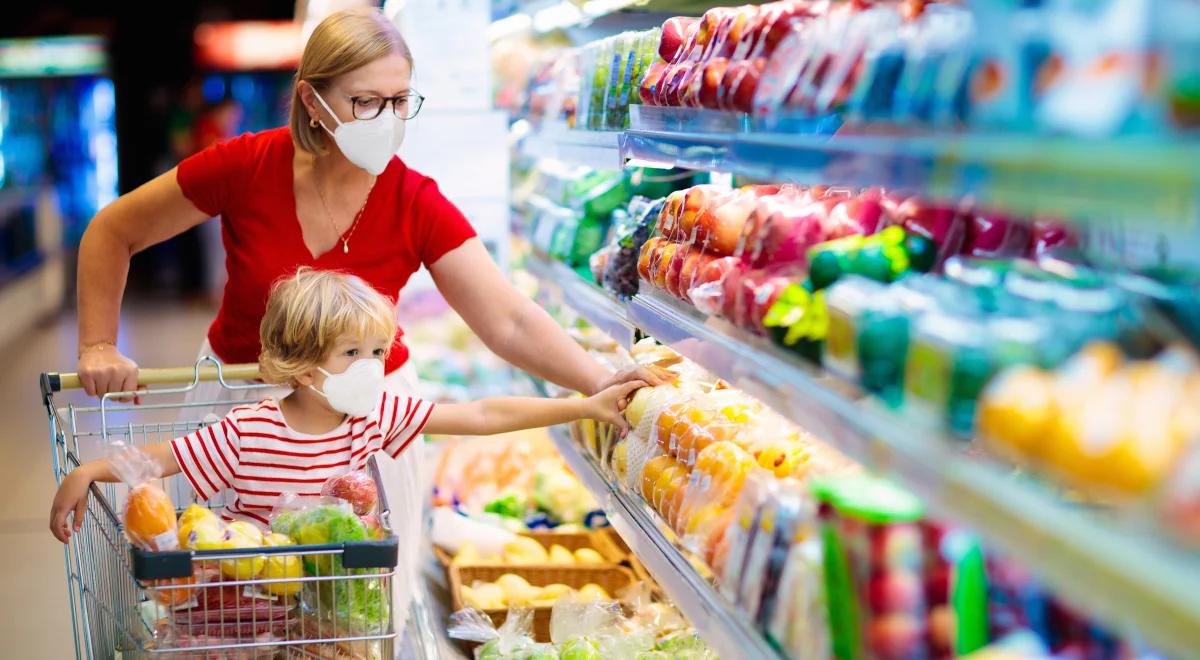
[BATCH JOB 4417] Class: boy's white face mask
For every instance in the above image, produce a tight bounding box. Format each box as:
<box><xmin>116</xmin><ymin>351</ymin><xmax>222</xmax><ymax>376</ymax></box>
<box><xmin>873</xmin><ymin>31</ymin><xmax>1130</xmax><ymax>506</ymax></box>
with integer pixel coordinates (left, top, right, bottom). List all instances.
<box><xmin>311</xmin><ymin>359</ymin><xmax>384</xmax><ymax>417</ymax></box>
<box><xmin>312</xmin><ymin>89</ymin><xmax>405</xmax><ymax>176</ymax></box>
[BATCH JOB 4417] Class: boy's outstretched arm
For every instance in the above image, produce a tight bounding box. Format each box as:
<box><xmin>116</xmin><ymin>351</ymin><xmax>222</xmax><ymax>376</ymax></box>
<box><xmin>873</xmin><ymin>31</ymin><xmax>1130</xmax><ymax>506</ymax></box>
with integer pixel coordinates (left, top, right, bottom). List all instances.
<box><xmin>49</xmin><ymin>442</ymin><xmax>180</xmax><ymax>543</ymax></box>
<box><xmin>423</xmin><ymin>381</ymin><xmax>645</xmax><ymax>437</ymax></box>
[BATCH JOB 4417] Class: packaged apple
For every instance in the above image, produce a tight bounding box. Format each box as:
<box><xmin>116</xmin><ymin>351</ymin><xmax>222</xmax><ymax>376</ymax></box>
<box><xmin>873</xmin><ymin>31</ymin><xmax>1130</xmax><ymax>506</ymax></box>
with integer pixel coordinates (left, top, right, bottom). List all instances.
<box><xmin>814</xmin><ymin>474</ymin><xmax>927</xmax><ymax>660</ymax></box>
<box><xmin>109</xmin><ymin>442</ymin><xmax>179</xmax><ymax>552</ymax></box>
<box><xmin>813</xmin><ymin>5</ymin><xmax>898</xmax><ymax>115</ymax></box>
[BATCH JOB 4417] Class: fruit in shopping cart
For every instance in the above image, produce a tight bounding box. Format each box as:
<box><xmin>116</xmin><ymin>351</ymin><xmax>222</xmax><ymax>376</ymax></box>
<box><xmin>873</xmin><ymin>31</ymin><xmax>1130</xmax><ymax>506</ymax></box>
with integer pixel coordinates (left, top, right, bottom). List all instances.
<box><xmin>360</xmin><ymin>513</ymin><xmax>386</xmax><ymax>540</ymax></box>
<box><xmin>148</xmin><ymin>572</ymin><xmax>197</xmax><ymax>607</ymax></box>
<box><xmin>261</xmin><ymin>533</ymin><xmax>303</xmax><ymax>597</ymax></box>
<box><xmin>124</xmin><ymin>483</ymin><xmax>178</xmax><ymax>551</ymax></box>
<box><xmin>867</xmin><ymin>571</ymin><xmax>923</xmax><ymax>613</ymax></box>
<box><xmin>177</xmin><ymin>506</ymin><xmax>225</xmax><ymax>550</ymax></box>
<box><xmin>560</xmin><ymin>638</ymin><xmax>603</xmax><ymax>660</ymax></box>
<box><xmin>321</xmin><ymin>471</ymin><xmax>379</xmax><ymax>516</ymax></box>
<box><xmin>219</xmin><ymin>521</ymin><xmax>267</xmax><ymax>580</ymax></box>
<box><xmin>503</xmin><ymin>536</ymin><xmax>550</xmax><ymax>564</ymax></box>
<box><xmin>868</xmin><ymin>613</ymin><xmax>924</xmax><ymax>658</ymax></box>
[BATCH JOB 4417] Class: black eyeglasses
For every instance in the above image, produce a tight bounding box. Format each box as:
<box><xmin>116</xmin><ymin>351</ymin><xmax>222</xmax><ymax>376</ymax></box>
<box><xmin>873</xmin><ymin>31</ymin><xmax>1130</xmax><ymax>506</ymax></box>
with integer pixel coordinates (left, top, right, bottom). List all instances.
<box><xmin>347</xmin><ymin>91</ymin><xmax>425</xmax><ymax>121</ymax></box>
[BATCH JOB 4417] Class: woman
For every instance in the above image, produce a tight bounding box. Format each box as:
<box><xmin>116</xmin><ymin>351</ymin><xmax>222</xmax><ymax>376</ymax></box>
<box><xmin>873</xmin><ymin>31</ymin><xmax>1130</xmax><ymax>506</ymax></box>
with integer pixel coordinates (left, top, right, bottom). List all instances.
<box><xmin>73</xmin><ymin>8</ymin><xmax>656</xmax><ymax>638</ymax></box>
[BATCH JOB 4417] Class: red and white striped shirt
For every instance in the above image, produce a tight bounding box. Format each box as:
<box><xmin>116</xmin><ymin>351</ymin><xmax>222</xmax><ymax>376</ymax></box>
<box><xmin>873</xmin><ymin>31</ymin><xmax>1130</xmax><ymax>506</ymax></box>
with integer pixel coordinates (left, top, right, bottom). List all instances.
<box><xmin>169</xmin><ymin>394</ymin><xmax>434</xmax><ymax>525</ymax></box>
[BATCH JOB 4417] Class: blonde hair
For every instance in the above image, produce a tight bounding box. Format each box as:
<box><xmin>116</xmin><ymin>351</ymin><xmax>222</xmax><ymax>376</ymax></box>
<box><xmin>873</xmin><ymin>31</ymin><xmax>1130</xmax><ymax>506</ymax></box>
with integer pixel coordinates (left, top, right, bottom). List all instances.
<box><xmin>290</xmin><ymin>8</ymin><xmax>413</xmax><ymax>155</ymax></box>
<box><xmin>259</xmin><ymin>268</ymin><xmax>397</xmax><ymax>385</ymax></box>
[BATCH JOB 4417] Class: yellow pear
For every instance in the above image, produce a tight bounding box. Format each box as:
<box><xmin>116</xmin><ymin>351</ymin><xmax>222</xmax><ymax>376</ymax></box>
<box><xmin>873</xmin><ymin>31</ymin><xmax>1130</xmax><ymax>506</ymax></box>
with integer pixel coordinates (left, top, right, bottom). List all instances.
<box><xmin>495</xmin><ymin>574</ymin><xmax>539</xmax><ymax>605</ymax></box>
<box><xmin>548</xmin><ymin>544</ymin><xmax>576</xmax><ymax>565</ymax></box>
<box><xmin>503</xmin><ymin>537</ymin><xmax>549</xmax><ymax>564</ymax></box>
<box><xmin>218</xmin><ymin>522</ymin><xmax>266</xmax><ymax>580</ymax></box>
<box><xmin>578</xmin><ymin>583</ymin><xmax>610</xmax><ymax>601</ymax></box>
<box><xmin>178</xmin><ymin>504</ymin><xmax>218</xmax><ymax>528</ymax></box>
<box><xmin>178</xmin><ymin>517</ymin><xmax>224</xmax><ymax>550</ymax></box>
<box><xmin>573</xmin><ymin>548</ymin><xmax>605</xmax><ymax>564</ymax></box>
<box><xmin>452</xmin><ymin>542</ymin><xmax>481</xmax><ymax>565</ymax></box>
<box><xmin>537</xmin><ymin>583</ymin><xmax>571</xmax><ymax>601</ymax></box>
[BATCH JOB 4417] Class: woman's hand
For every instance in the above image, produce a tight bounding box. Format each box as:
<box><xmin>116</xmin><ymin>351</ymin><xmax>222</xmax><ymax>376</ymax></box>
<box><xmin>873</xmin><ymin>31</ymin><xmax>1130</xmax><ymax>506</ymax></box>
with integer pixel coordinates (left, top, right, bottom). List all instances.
<box><xmin>591</xmin><ymin>364</ymin><xmax>672</xmax><ymax>395</ymax></box>
<box><xmin>50</xmin><ymin>467</ymin><xmax>96</xmax><ymax>543</ymax></box>
<box><xmin>584</xmin><ymin>380</ymin><xmax>647</xmax><ymax>433</ymax></box>
<box><xmin>78</xmin><ymin>345</ymin><xmax>139</xmax><ymax>398</ymax></box>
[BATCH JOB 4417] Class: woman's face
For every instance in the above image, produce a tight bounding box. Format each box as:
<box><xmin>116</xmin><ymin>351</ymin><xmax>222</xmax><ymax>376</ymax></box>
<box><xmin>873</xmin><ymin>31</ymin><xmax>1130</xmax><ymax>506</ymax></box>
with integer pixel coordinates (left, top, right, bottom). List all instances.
<box><xmin>303</xmin><ymin>52</ymin><xmax>413</xmax><ymax>129</ymax></box>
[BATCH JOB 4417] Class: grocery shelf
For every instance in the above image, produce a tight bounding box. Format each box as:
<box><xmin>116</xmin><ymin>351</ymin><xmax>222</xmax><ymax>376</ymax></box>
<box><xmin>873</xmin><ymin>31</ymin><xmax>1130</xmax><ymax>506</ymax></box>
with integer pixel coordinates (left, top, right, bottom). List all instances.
<box><xmin>525</xmin><ymin>253</ymin><xmax>636</xmax><ymax>346</ymax></box>
<box><xmin>543</xmin><ymin>422</ymin><xmax>785</xmax><ymax>660</ymax></box>
<box><xmin>528</xmin><ymin>106</ymin><xmax>1200</xmax><ymax>227</ymax></box>
<box><xmin>521</xmin><ymin>125</ymin><xmax>623</xmax><ymax>171</ymax></box>
<box><xmin>529</xmin><ymin>254</ymin><xmax>1200</xmax><ymax>658</ymax></box>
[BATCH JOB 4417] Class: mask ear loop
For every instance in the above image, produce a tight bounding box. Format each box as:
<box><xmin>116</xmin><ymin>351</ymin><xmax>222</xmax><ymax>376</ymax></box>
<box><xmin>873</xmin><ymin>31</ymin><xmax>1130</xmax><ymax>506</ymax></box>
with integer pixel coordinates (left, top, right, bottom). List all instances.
<box><xmin>311</xmin><ymin>88</ymin><xmax>345</xmax><ymax>134</ymax></box>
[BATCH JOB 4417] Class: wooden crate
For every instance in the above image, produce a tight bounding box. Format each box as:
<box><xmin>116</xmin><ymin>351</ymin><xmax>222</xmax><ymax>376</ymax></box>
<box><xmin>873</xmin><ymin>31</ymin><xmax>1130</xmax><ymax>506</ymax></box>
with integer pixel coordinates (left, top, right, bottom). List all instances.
<box><xmin>449</xmin><ymin>564</ymin><xmax>636</xmax><ymax>643</ymax></box>
<box><xmin>435</xmin><ymin>529</ymin><xmax>627</xmax><ymax>567</ymax></box>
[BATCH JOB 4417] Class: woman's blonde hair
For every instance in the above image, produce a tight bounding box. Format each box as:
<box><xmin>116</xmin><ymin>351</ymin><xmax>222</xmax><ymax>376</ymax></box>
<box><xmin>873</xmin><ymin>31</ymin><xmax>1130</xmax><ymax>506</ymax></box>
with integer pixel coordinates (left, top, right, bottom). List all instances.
<box><xmin>290</xmin><ymin>8</ymin><xmax>413</xmax><ymax>155</ymax></box>
<box><xmin>259</xmin><ymin>267</ymin><xmax>397</xmax><ymax>385</ymax></box>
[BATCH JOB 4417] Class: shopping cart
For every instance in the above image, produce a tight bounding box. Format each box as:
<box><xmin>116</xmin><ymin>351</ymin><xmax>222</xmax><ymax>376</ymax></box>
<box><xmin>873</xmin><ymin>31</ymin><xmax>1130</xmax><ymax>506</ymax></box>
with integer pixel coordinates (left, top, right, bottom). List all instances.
<box><xmin>43</xmin><ymin>358</ymin><xmax>400</xmax><ymax>659</ymax></box>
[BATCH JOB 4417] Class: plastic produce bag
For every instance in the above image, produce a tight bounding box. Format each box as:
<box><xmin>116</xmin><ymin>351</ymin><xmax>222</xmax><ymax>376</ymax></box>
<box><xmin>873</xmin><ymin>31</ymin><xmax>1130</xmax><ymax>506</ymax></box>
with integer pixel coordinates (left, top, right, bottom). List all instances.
<box><xmin>448</xmin><ymin>607</ymin><xmax>546</xmax><ymax>660</ymax></box>
<box><xmin>320</xmin><ymin>470</ymin><xmax>379</xmax><ymax>516</ymax></box>
<box><xmin>110</xmin><ymin>441</ymin><xmax>179</xmax><ymax>552</ymax></box>
<box><xmin>551</xmin><ymin>595</ymin><xmax>654</xmax><ymax>659</ymax></box>
<box><xmin>269</xmin><ymin>494</ymin><xmax>388</xmax><ymax>635</ymax></box>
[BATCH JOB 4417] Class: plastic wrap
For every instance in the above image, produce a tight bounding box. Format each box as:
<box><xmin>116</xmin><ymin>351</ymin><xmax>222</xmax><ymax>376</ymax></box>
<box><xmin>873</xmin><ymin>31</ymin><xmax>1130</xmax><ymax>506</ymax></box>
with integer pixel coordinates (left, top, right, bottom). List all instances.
<box><xmin>320</xmin><ymin>470</ymin><xmax>378</xmax><ymax>516</ymax></box>
<box><xmin>448</xmin><ymin>607</ymin><xmax>541</xmax><ymax>659</ymax></box>
<box><xmin>110</xmin><ymin>442</ymin><xmax>178</xmax><ymax>552</ymax></box>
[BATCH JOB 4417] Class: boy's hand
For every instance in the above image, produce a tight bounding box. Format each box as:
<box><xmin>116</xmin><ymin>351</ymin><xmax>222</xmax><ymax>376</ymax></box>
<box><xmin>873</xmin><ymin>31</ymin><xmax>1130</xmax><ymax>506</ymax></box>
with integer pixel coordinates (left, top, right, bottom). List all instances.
<box><xmin>50</xmin><ymin>468</ymin><xmax>94</xmax><ymax>543</ymax></box>
<box><xmin>585</xmin><ymin>380</ymin><xmax>647</xmax><ymax>433</ymax></box>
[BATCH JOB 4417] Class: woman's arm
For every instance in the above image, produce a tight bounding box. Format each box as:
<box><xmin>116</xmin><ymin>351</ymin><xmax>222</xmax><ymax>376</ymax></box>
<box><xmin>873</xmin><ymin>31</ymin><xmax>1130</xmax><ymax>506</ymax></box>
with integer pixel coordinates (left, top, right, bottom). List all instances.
<box><xmin>423</xmin><ymin>381</ymin><xmax>643</xmax><ymax>437</ymax></box>
<box><xmin>49</xmin><ymin>442</ymin><xmax>180</xmax><ymax>543</ymax></box>
<box><xmin>430</xmin><ymin>240</ymin><xmax>665</xmax><ymax>395</ymax></box>
<box><xmin>77</xmin><ymin>170</ymin><xmax>212</xmax><ymax>396</ymax></box>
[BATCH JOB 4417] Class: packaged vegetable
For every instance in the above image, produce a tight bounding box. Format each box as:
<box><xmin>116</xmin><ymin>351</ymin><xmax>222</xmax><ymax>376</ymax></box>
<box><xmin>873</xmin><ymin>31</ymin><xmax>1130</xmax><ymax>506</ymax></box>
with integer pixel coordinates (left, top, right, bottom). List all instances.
<box><xmin>448</xmin><ymin>607</ymin><xmax>540</xmax><ymax>659</ymax></box>
<box><xmin>321</xmin><ymin>470</ymin><xmax>378</xmax><ymax>516</ymax></box>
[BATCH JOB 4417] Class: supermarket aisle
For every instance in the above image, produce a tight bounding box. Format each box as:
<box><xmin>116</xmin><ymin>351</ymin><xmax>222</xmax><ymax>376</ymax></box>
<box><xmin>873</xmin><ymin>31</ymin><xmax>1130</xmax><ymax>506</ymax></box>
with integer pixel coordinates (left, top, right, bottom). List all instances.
<box><xmin>0</xmin><ymin>303</ymin><xmax>214</xmax><ymax>659</ymax></box>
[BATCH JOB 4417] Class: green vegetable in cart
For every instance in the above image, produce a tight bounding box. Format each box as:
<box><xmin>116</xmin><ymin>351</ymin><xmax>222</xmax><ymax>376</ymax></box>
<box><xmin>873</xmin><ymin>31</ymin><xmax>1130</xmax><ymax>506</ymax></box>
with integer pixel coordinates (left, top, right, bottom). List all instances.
<box><xmin>559</xmin><ymin>638</ymin><xmax>602</xmax><ymax>660</ymax></box>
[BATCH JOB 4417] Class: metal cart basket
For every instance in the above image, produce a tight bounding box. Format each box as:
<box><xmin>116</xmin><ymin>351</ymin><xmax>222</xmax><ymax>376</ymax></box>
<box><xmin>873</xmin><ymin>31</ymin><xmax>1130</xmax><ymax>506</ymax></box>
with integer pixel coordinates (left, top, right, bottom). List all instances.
<box><xmin>43</xmin><ymin>359</ymin><xmax>400</xmax><ymax>659</ymax></box>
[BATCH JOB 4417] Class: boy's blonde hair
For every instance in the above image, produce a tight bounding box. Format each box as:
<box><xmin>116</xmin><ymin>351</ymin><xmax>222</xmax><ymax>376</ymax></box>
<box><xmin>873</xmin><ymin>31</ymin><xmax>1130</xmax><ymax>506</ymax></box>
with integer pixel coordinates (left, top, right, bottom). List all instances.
<box><xmin>259</xmin><ymin>268</ymin><xmax>397</xmax><ymax>385</ymax></box>
<box><xmin>290</xmin><ymin>8</ymin><xmax>413</xmax><ymax>155</ymax></box>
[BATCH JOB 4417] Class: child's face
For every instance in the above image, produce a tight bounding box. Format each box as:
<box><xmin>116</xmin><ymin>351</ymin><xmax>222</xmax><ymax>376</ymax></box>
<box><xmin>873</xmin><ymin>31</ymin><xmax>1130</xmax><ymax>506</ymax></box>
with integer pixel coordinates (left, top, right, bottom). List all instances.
<box><xmin>297</xmin><ymin>334</ymin><xmax>391</xmax><ymax>391</ymax></box>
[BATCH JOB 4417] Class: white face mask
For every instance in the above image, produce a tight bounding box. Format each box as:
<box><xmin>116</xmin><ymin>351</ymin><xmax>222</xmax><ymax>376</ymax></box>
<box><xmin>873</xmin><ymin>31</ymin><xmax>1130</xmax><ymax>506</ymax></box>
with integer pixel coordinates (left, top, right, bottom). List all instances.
<box><xmin>313</xmin><ymin>90</ymin><xmax>406</xmax><ymax>176</ymax></box>
<box><xmin>310</xmin><ymin>359</ymin><xmax>385</xmax><ymax>417</ymax></box>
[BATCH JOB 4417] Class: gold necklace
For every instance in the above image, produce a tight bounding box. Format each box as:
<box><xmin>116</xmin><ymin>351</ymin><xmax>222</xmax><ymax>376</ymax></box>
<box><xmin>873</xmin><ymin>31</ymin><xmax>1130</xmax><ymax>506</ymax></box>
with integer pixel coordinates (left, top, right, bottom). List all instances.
<box><xmin>314</xmin><ymin>159</ymin><xmax>376</xmax><ymax>254</ymax></box>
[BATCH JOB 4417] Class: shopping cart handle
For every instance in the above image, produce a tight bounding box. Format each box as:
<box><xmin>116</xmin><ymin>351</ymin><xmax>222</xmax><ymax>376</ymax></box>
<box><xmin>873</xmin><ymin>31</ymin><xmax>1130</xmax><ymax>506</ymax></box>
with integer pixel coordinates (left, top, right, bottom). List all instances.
<box><xmin>41</xmin><ymin>364</ymin><xmax>262</xmax><ymax>396</ymax></box>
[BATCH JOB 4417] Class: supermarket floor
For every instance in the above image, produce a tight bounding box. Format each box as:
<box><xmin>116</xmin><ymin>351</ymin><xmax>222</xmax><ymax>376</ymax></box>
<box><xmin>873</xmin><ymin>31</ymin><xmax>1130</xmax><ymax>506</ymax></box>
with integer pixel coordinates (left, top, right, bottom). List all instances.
<box><xmin>0</xmin><ymin>302</ymin><xmax>215</xmax><ymax>658</ymax></box>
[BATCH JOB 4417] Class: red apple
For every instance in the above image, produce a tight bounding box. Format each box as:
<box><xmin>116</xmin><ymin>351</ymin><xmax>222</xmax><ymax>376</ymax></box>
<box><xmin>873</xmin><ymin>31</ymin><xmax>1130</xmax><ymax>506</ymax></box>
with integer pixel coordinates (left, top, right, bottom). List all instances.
<box><xmin>658</xmin><ymin>190</ymin><xmax>686</xmax><ymax>239</ymax></box>
<box><xmin>961</xmin><ymin>211</ymin><xmax>1031</xmax><ymax>258</ymax></box>
<box><xmin>868</xmin><ymin>614</ymin><xmax>924</xmax><ymax>660</ymax></box>
<box><xmin>867</xmin><ymin>571</ymin><xmax>924</xmax><ymax>614</ymax></box>
<box><xmin>321</xmin><ymin>471</ymin><xmax>378</xmax><ymax>516</ymax></box>
<box><xmin>697</xmin><ymin>190</ymin><xmax>757</xmax><ymax>256</ymax></box>
<box><xmin>679</xmin><ymin>185</ymin><xmax>723</xmax><ymax>239</ymax></box>
<box><xmin>1029</xmin><ymin>219</ymin><xmax>1077</xmax><ymax>256</ymax></box>
<box><xmin>895</xmin><ymin>197</ymin><xmax>967</xmax><ymax>268</ymax></box>
<box><xmin>664</xmin><ymin>245</ymin><xmax>693</xmax><ymax>299</ymax></box>
<box><xmin>659</xmin><ymin>17</ymin><xmax>697</xmax><ymax>63</ymax></box>
<box><xmin>698</xmin><ymin>57</ymin><xmax>730</xmax><ymax>109</ymax></box>
<box><xmin>639</xmin><ymin>60</ymin><xmax>668</xmax><ymax>106</ymax></box>
<box><xmin>729</xmin><ymin>57</ymin><xmax>766</xmax><ymax>113</ymax></box>
<box><xmin>638</xmin><ymin>237</ymin><xmax>665</xmax><ymax>281</ymax></box>
<box><xmin>753</xmin><ymin>203</ymin><xmax>827</xmax><ymax>266</ymax></box>
<box><xmin>652</xmin><ymin>242</ymin><xmax>680</xmax><ymax>290</ymax></box>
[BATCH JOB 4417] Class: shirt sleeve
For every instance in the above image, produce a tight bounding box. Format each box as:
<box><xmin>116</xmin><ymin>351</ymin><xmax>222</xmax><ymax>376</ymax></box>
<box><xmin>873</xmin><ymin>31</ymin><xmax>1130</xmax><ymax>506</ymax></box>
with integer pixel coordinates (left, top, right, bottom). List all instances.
<box><xmin>413</xmin><ymin>178</ymin><xmax>477</xmax><ymax>267</ymax></box>
<box><xmin>176</xmin><ymin>132</ymin><xmax>254</xmax><ymax>217</ymax></box>
<box><xmin>170</xmin><ymin>415</ymin><xmax>241</xmax><ymax>501</ymax></box>
<box><xmin>377</xmin><ymin>393</ymin><xmax>435</xmax><ymax>459</ymax></box>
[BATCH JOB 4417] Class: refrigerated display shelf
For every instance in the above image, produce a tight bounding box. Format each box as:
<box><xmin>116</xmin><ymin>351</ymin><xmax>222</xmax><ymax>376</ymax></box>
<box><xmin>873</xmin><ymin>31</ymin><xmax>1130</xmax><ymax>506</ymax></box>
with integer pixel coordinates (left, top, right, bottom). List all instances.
<box><xmin>528</xmin><ymin>253</ymin><xmax>1200</xmax><ymax>658</ymax></box>
<box><xmin>543</xmin><ymin>422</ymin><xmax>786</xmax><ymax>660</ymax></box>
<box><xmin>523</xmin><ymin>107</ymin><xmax>1200</xmax><ymax>227</ymax></box>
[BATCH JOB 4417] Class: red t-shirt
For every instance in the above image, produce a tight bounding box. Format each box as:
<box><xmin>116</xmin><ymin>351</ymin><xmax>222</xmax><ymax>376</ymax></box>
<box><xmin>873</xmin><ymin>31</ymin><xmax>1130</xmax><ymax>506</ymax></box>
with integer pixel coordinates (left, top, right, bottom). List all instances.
<box><xmin>176</xmin><ymin>127</ymin><xmax>476</xmax><ymax>373</ymax></box>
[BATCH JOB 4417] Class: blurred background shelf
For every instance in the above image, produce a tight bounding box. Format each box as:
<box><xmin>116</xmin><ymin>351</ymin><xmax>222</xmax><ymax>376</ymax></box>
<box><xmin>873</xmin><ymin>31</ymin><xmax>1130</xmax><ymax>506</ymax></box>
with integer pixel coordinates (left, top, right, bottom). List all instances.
<box><xmin>522</xmin><ymin>105</ymin><xmax>1200</xmax><ymax>229</ymax></box>
<box><xmin>527</xmin><ymin>253</ymin><xmax>1200</xmax><ymax>658</ymax></box>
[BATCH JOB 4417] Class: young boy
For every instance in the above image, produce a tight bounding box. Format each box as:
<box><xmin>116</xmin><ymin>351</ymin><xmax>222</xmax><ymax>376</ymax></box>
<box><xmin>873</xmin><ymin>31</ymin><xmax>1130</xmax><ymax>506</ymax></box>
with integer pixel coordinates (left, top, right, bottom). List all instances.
<box><xmin>50</xmin><ymin>268</ymin><xmax>641</xmax><ymax>540</ymax></box>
